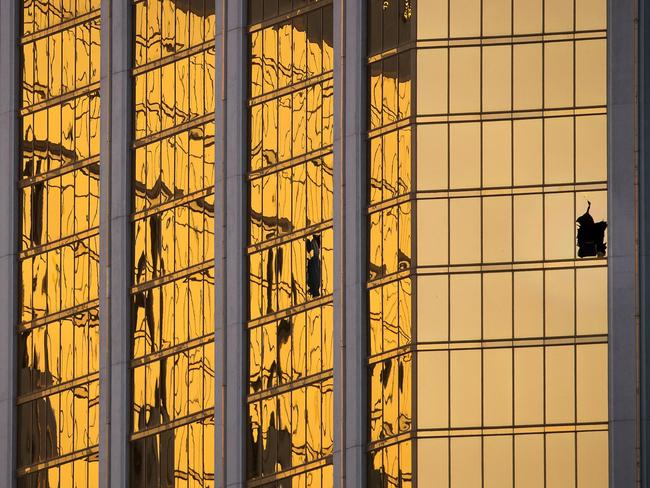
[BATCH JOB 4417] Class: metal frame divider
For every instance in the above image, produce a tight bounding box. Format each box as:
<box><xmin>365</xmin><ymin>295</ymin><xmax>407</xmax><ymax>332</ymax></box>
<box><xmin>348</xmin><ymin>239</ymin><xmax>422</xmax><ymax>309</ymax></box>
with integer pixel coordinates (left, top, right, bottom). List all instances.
<box><xmin>0</xmin><ymin>0</ymin><xmax>19</xmax><ymax>486</ymax></box>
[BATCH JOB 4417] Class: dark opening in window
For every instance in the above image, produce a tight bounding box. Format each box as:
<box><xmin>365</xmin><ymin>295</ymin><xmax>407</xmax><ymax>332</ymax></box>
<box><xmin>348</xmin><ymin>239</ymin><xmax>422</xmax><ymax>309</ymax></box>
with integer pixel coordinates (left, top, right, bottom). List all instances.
<box><xmin>306</xmin><ymin>234</ymin><xmax>322</xmax><ymax>298</ymax></box>
<box><xmin>576</xmin><ymin>201</ymin><xmax>607</xmax><ymax>258</ymax></box>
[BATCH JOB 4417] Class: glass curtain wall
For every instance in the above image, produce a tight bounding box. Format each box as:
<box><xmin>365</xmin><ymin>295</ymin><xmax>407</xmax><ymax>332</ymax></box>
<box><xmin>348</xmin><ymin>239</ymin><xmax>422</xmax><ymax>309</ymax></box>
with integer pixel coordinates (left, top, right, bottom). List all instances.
<box><xmin>18</xmin><ymin>0</ymin><xmax>101</xmax><ymax>486</ymax></box>
<box><xmin>368</xmin><ymin>0</ymin><xmax>609</xmax><ymax>486</ymax></box>
<box><xmin>367</xmin><ymin>1</ymin><xmax>414</xmax><ymax>486</ymax></box>
<box><xmin>129</xmin><ymin>1</ymin><xmax>216</xmax><ymax>486</ymax></box>
<box><xmin>246</xmin><ymin>1</ymin><xmax>334</xmax><ymax>486</ymax></box>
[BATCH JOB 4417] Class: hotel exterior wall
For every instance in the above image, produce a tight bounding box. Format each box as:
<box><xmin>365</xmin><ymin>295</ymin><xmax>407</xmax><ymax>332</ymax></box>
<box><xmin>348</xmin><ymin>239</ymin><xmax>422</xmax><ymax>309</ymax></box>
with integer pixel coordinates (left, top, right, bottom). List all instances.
<box><xmin>0</xmin><ymin>1</ymin><xmax>645</xmax><ymax>487</ymax></box>
<box><xmin>368</xmin><ymin>0</ymin><xmax>611</xmax><ymax>486</ymax></box>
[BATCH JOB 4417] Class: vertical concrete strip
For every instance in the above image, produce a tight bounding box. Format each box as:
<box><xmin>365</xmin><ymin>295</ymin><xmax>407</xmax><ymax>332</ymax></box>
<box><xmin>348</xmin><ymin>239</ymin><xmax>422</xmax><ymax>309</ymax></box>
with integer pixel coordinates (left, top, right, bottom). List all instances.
<box><xmin>609</xmin><ymin>0</ymin><xmax>640</xmax><ymax>485</ymax></box>
<box><xmin>213</xmin><ymin>0</ymin><xmax>226</xmax><ymax>485</ymax></box>
<box><xmin>332</xmin><ymin>0</ymin><xmax>345</xmax><ymax>484</ymax></box>
<box><xmin>335</xmin><ymin>0</ymin><xmax>367</xmax><ymax>486</ymax></box>
<box><xmin>0</xmin><ymin>0</ymin><xmax>18</xmax><ymax>486</ymax></box>
<box><xmin>214</xmin><ymin>1</ymin><xmax>246</xmax><ymax>486</ymax></box>
<box><xmin>99</xmin><ymin>0</ymin><xmax>132</xmax><ymax>486</ymax></box>
<box><xmin>639</xmin><ymin>0</ymin><xmax>650</xmax><ymax>482</ymax></box>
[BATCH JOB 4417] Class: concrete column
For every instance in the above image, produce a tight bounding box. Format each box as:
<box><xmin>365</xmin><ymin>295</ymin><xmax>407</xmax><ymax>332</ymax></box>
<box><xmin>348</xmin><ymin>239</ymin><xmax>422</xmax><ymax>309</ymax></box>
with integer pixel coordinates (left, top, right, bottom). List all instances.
<box><xmin>639</xmin><ymin>0</ymin><xmax>650</xmax><ymax>483</ymax></box>
<box><xmin>214</xmin><ymin>0</ymin><xmax>246</xmax><ymax>486</ymax></box>
<box><xmin>609</xmin><ymin>0</ymin><xmax>641</xmax><ymax>486</ymax></box>
<box><xmin>99</xmin><ymin>0</ymin><xmax>132</xmax><ymax>486</ymax></box>
<box><xmin>333</xmin><ymin>0</ymin><xmax>367</xmax><ymax>486</ymax></box>
<box><xmin>213</xmin><ymin>1</ymin><xmax>224</xmax><ymax>486</ymax></box>
<box><xmin>0</xmin><ymin>1</ymin><xmax>19</xmax><ymax>487</ymax></box>
<box><xmin>332</xmin><ymin>0</ymin><xmax>344</xmax><ymax>484</ymax></box>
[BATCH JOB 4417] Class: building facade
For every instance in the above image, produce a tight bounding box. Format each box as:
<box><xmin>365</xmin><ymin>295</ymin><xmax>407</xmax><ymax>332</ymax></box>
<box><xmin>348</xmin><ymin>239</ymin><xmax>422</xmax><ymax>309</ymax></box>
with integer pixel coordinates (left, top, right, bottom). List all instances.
<box><xmin>0</xmin><ymin>0</ymin><xmax>646</xmax><ymax>487</ymax></box>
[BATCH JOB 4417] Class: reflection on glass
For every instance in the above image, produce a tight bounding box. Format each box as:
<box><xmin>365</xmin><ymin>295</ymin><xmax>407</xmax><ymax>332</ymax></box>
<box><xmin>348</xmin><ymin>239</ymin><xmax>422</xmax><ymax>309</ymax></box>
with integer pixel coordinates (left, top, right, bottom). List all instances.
<box><xmin>129</xmin><ymin>1</ymin><xmax>215</xmax><ymax>486</ymax></box>
<box><xmin>246</xmin><ymin>1</ymin><xmax>334</xmax><ymax>485</ymax></box>
<box><xmin>18</xmin><ymin>1</ymin><xmax>101</xmax><ymax>484</ymax></box>
<box><xmin>366</xmin><ymin>0</ymin><xmax>414</xmax><ymax>482</ymax></box>
<box><xmin>368</xmin><ymin>0</ymin><xmax>609</xmax><ymax>485</ymax></box>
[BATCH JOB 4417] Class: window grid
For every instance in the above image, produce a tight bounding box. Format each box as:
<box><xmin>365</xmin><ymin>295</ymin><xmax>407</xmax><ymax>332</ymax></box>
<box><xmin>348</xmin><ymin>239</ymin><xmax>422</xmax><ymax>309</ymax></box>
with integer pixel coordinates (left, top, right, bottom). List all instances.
<box><xmin>129</xmin><ymin>1</ymin><xmax>216</xmax><ymax>486</ymax></box>
<box><xmin>246</xmin><ymin>2</ymin><xmax>335</xmax><ymax>486</ymax></box>
<box><xmin>22</xmin><ymin>0</ymin><xmax>101</xmax><ymax>39</ymax></box>
<box><xmin>367</xmin><ymin>0</ymin><xmax>609</xmax><ymax>486</ymax></box>
<box><xmin>367</xmin><ymin>2</ymin><xmax>415</xmax><ymax>486</ymax></box>
<box><xmin>18</xmin><ymin>1</ymin><xmax>101</xmax><ymax>485</ymax></box>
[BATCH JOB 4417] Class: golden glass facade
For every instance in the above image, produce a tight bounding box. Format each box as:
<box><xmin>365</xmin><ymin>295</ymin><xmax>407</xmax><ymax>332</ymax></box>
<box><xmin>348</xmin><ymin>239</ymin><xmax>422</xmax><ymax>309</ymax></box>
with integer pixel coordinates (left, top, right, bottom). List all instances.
<box><xmin>246</xmin><ymin>1</ymin><xmax>334</xmax><ymax>486</ymax></box>
<box><xmin>18</xmin><ymin>0</ymin><xmax>101</xmax><ymax>486</ymax></box>
<box><xmin>129</xmin><ymin>0</ymin><xmax>215</xmax><ymax>485</ymax></box>
<box><xmin>368</xmin><ymin>0</ymin><xmax>608</xmax><ymax>486</ymax></box>
<box><xmin>8</xmin><ymin>0</ymin><xmax>615</xmax><ymax>485</ymax></box>
<box><xmin>367</xmin><ymin>2</ymin><xmax>414</xmax><ymax>485</ymax></box>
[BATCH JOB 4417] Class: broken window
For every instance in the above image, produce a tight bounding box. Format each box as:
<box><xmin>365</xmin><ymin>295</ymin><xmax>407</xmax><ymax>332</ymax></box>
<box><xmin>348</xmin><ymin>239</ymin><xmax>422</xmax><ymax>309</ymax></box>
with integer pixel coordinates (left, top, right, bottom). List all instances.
<box><xmin>576</xmin><ymin>202</ymin><xmax>607</xmax><ymax>258</ymax></box>
<box><xmin>306</xmin><ymin>234</ymin><xmax>322</xmax><ymax>298</ymax></box>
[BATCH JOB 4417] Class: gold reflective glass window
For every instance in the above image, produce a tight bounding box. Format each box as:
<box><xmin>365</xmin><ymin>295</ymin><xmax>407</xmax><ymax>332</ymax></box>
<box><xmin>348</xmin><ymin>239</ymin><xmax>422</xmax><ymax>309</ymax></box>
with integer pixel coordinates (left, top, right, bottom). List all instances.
<box><xmin>18</xmin><ymin>1</ymin><xmax>101</xmax><ymax>482</ymax></box>
<box><xmin>129</xmin><ymin>1</ymin><xmax>216</xmax><ymax>485</ymax></box>
<box><xmin>246</xmin><ymin>2</ymin><xmax>334</xmax><ymax>484</ymax></box>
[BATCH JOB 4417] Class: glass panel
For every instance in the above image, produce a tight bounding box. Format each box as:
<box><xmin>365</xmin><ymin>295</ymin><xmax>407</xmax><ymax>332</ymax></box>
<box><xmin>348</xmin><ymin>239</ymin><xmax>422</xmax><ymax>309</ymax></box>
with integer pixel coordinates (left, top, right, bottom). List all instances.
<box><xmin>515</xmin><ymin>435</ymin><xmax>544</xmax><ymax>488</ymax></box>
<box><xmin>546</xmin><ymin>433</ymin><xmax>576</xmax><ymax>488</ymax></box>
<box><xmin>418</xmin><ymin>439</ymin><xmax>448</xmax><ymax>486</ymax></box>
<box><xmin>450</xmin><ymin>350</ymin><xmax>481</xmax><ymax>427</ymax></box>
<box><xmin>515</xmin><ymin>347</ymin><xmax>544</xmax><ymax>424</ymax></box>
<box><xmin>577</xmin><ymin>432</ymin><xmax>608</xmax><ymax>488</ymax></box>
<box><xmin>485</xmin><ymin>436</ymin><xmax>513</xmax><ymax>487</ymax></box>
<box><xmin>417</xmin><ymin>351</ymin><xmax>448</xmax><ymax>429</ymax></box>
<box><xmin>451</xmin><ymin>437</ymin><xmax>481</xmax><ymax>488</ymax></box>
